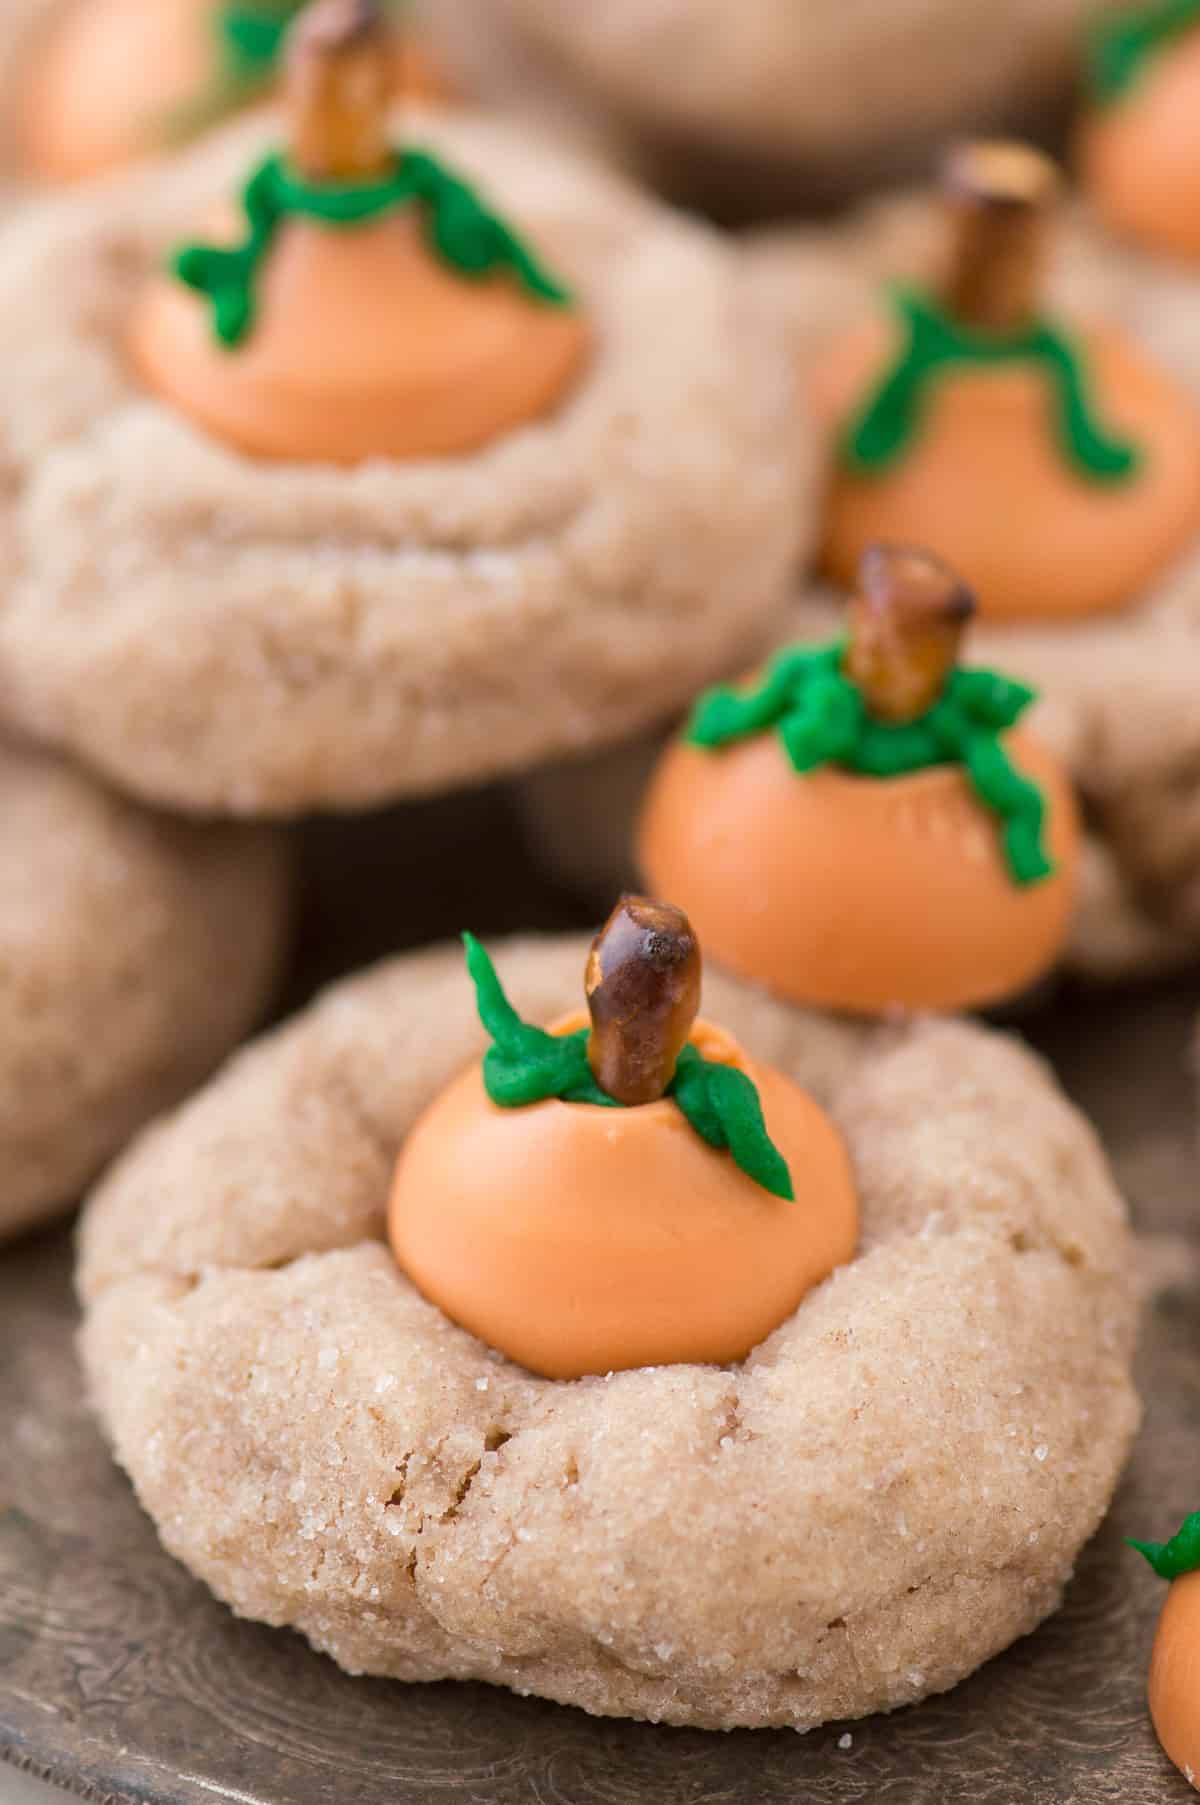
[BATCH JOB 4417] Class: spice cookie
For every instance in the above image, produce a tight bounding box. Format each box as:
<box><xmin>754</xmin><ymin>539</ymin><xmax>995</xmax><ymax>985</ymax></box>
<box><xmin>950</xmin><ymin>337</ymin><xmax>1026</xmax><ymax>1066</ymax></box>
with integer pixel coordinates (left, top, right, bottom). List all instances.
<box><xmin>426</xmin><ymin>0</ymin><xmax>1111</xmax><ymax>211</ymax></box>
<box><xmin>516</xmin><ymin>149</ymin><xmax>1200</xmax><ymax>981</ymax></box>
<box><xmin>0</xmin><ymin>738</ymin><xmax>287</xmax><ymax>1245</ymax></box>
<box><xmin>78</xmin><ymin>924</ymin><xmax>1139</xmax><ymax>1730</ymax></box>
<box><xmin>753</xmin><ymin>150</ymin><xmax>1200</xmax><ymax>966</ymax></box>
<box><xmin>0</xmin><ymin>26</ymin><xmax>806</xmax><ymax>818</ymax></box>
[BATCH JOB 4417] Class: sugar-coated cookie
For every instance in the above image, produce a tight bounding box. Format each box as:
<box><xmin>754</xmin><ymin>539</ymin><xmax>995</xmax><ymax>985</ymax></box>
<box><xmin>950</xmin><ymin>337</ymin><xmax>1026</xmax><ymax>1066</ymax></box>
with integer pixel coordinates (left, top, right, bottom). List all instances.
<box><xmin>0</xmin><ymin>107</ymin><xmax>808</xmax><ymax>817</ymax></box>
<box><xmin>513</xmin><ymin>178</ymin><xmax>1200</xmax><ymax>982</ymax></box>
<box><xmin>0</xmin><ymin>739</ymin><xmax>287</xmax><ymax>1243</ymax></box>
<box><xmin>426</xmin><ymin>0</ymin><xmax>1110</xmax><ymax>209</ymax></box>
<box><xmin>79</xmin><ymin>933</ymin><xmax>1138</xmax><ymax>1730</ymax></box>
<box><xmin>752</xmin><ymin>184</ymin><xmax>1200</xmax><ymax>966</ymax></box>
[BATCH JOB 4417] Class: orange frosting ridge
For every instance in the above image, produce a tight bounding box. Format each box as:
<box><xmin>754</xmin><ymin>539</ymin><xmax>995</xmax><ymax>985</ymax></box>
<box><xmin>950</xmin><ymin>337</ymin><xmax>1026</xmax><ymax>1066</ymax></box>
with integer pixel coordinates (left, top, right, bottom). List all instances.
<box><xmin>1149</xmin><ymin>1569</ymin><xmax>1200</xmax><ymax>1790</ymax></box>
<box><xmin>128</xmin><ymin>208</ymin><xmax>591</xmax><ymax>464</ymax></box>
<box><xmin>812</xmin><ymin>317</ymin><xmax>1200</xmax><ymax>622</ymax></box>
<box><xmin>388</xmin><ymin>1016</ymin><xmax>858</xmax><ymax>1381</ymax></box>
<box><xmin>21</xmin><ymin>0</ymin><xmax>454</xmax><ymax>185</ymax></box>
<box><xmin>1080</xmin><ymin>29</ymin><xmax>1200</xmax><ymax>262</ymax></box>
<box><xmin>638</xmin><ymin>726</ymin><xmax>1079</xmax><ymax>1016</ymax></box>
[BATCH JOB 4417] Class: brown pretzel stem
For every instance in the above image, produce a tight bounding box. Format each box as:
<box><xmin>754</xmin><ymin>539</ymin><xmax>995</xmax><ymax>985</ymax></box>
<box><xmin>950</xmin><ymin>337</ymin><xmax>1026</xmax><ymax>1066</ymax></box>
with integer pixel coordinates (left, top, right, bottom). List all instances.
<box><xmin>286</xmin><ymin>0</ymin><xmax>394</xmax><ymax>182</ymax></box>
<box><xmin>586</xmin><ymin>897</ymin><xmax>702</xmax><ymax>1107</ymax></box>
<box><xmin>941</xmin><ymin>140</ymin><xmax>1060</xmax><ymax>333</ymax></box>
<box><xmin>845</xmin><ymin>543</ymin><xmax>976</xmax><ymax>725</ymax></box>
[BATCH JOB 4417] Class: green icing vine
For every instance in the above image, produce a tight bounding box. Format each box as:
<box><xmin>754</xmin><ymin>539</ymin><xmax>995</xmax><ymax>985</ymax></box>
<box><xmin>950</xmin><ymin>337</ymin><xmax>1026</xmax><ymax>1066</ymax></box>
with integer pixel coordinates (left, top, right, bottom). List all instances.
<box><xmin>1088</xmin><ymin>0</ymin><xmax>1200</xmax><ymax>103</ymax></box>
<box><xmin>845</xmin><ymin>287</ymin><xmax>1141</xmax><ymax>485</ymax></box>
<box><xmin>463</xmin><ymin>934</ymin><xmax>794</xmax><ymax>1202</ymax></box>
<box><xmin>173</xmin><ymin>149</ymin><xmax>574</xmax><ymax>346</ymax></box>
<box><xmin>218</xmin><ymin>1</ymin><xmax>298</xmax><ymax>80</ymax></box>
<box><xmin>1129</xmin><ymin>1511</ymin><xmax>1200</xmax><ymax>1579</ymax></box>
<box><xmin>686</xmin><ymin>639</ymin><xmax>1055</xmax><ymax>887</ymax></box>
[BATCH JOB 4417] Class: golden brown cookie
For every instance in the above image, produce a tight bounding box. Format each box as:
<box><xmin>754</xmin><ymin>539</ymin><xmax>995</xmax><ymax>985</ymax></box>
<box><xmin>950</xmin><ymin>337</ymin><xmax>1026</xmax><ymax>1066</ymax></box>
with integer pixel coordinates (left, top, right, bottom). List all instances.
<box><xmin>511</xmin><ymin>186</ymin><xmax>1200</xmax><ymax>982</ymax></box>
<box><xmin>78</xmin><ymin>933</ymin><xmax>1138</xmax><ymax>1729</ymax></box>
<box><xmin>0</xmin><ymin>738</ymin><xmax>288</xmax><ymax>1242</ymax></box>
<box><xmin>425</xmin><ymin>0</ymin><xmax>1112</xmax><ymax>210</ymax></box>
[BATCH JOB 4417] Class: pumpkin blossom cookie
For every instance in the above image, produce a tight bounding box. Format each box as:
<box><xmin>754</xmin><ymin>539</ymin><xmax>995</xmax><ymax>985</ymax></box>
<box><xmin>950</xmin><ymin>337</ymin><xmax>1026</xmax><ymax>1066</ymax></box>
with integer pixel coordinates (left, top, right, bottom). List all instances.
<box><xmin>0</xmin><ymin>0</ymin><xmax>805</xmax><ymax>817</ymax></box>
<box><xmin>808</xmin><ymin>141</ymin><xmax>1200</xmax><ymax>622</ymax></box>
<box><xmin>79</xmin><ymin>923</ymin><xmax>1137</xmax><ymax>1728</ymax></box>
<box><xmin>517</xmin><ymin>147</ymin><xmax>1200</xmax><ymax>979</ymax></box>
<box><xmin>640</xmin><ymin>546</ymin><xmax>1080</xmax><ymax>1014</ymax></box>
<box><xmin>14</xmin><ymin>0</ymin><xmax>451</xmax><ymax>187</ymax></box>
<box><xmin>0</xmin><ymin>738</ymin><xmax>287</xmax><ymax>1245</ymax></box>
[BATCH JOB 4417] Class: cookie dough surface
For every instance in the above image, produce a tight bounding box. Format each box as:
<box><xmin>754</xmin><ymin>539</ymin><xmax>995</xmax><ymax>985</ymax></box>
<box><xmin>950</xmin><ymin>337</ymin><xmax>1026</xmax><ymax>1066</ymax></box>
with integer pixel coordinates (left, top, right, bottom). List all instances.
<box><xmin>0</xmin><ymin>109</ymin><xmax>809</xmax><ymax>817</ymax></box>
<box><xmin>0</xmin><ymin>738</ymin><xmax>288</xmax><ymax>1242</ymax></box>
<box><xmin>79</xmin><ymin>934</ymin><xmax>1139</xmax><ymax>1730</ymax></box>
<box><xmin>462</xmin><ymin>0</ymin><xmax>1105</xmax><ymax>178</ymax></box>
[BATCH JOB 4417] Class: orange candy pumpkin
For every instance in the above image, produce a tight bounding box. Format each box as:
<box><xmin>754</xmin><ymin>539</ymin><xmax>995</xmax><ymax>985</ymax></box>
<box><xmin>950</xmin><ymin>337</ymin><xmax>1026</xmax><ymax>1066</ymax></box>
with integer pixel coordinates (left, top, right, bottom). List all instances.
<box><xmin>813</xmin><ymin>141</ymin><xmax>1200</xmax><ymax>622</ymax></box>
<box><xmin>639</xmin><ymin>728</ymin><xmax>1078</xmax><ymax>1017</ymax></box>
<box><xmin>1147</xmin><ymin>1568</ymin><xmax>1200</xmax><ymax>1790</ymax></box>
<box><xmin>389</xmin><ymin>899</ymin><xmax>859</xmax><ymax>1381</ymax></box>
<box><xmin>390</xmin><ymin>1013</ymin><xmax>857</xmax><ymax>1381</ymax></box>
<box><xmin>1079</xmin><ymin>25</ymin><xmax>1200</xmax><ymax>263</ymax></box>
<box><xmin>127</xmin><ymin>0</ymin><xmax>589</xmax><ymax>465</ymax></box>
<box><xmin>638</xmin><ymin>544</ymin><xmax>1081</xmax><ymax>1016</ymax></box>
<box><xmin>21</xmin><ymin>0</ymin><xmax>453</xmax><ymax>186</ymax></box>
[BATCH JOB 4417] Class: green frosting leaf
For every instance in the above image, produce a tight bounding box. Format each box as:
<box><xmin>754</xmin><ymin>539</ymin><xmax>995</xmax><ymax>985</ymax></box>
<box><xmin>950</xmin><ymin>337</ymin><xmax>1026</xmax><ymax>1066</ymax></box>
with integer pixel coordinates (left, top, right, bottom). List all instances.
<box><xmin>219</xmin><ymin>2</ymin><xmax>297</xmax><ymax>77</ymax></box>
<box><xmin>845</xmin><ymin>287</ymin><xmax>1142</xmax><ymax>486</ymax></box>
<box><xmin>684</xmin><ymin>638</ymin><xmax>1054</xmax><ymax>887</ymax></box>
<box><xmin>1128</xmin><ymin>1512</ymin><xmax>1200</xmax><ymax>1579</ymax></box>
<box><xmin>463</xmin><ymin>935</ymin><xmax>794</xmax><ymax>1201</ymax></box>
<box><xmin>1088</xmin><ymin>0</ymin><xmax>1200</xmax><ymax>102</ymax></box>
<box><xmin>172</xmin><ymin>148</ymin><xmax>574</xmax><ymax>348</ymax></box>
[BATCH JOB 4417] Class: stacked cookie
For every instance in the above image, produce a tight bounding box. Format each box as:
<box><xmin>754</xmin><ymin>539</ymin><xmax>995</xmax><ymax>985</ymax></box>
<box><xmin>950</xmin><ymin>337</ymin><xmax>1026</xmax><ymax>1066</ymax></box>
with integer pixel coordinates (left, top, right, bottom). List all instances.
<box><xmin>4</xmin><ymin>0</ymin><xmax>1198</xmax><ymax>1777</ymax></box>
<box><xmin>0</xmin><ymin>0</ymin><xmax>806</xmax><ymax>1255</ymax></box>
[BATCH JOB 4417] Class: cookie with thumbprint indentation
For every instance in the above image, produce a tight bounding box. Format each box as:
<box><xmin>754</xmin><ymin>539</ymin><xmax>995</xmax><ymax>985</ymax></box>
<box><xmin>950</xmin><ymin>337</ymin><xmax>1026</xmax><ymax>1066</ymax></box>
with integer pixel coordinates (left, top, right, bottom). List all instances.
<box><xmin>78</xmin><ymin>928</ymin><xmax>1138</xmax><ymax>1730</ymax></box>
<box><xmin>514</xmin><ymin>155</ymin><xmax>1200</xmax><ymax>983</ymax></box>
<box><xmin>0</xmin><ymin>53</ymin><xmax>809</xmax><ymax>817</ymax></box>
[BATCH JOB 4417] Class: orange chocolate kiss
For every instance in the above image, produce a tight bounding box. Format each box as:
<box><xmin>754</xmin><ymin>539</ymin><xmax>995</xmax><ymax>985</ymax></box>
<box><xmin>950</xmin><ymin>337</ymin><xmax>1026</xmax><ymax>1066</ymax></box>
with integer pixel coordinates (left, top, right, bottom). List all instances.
<box><xmin>21</xmin><ymin>0</ymin><xmax>455</xmax><ymax>186</ymax></box>
<box><xmin>388</xmin><ymin>1016</ymin><xmax>858</xmax><ymax>1381</ymax></box>
<box><xmin>128</xmin><ymin>207</ymin><xmax>591</xmax><ymax>465</ymax></box>
<box><xmin>1080</xmin><ymin>30</ymin><xmax>1200</xmax><ymax>263</ymax></box>
<box><xmin>638</xmin><ymin>727</ymin><xmax>1079</xmax><ymax>1016</ymax></box>
<box><xmin>1148</xmin><ymin>1568</ymin><xmax>1200</xmax><ymax>1790</ymax></box>
<box><xmin>812</xmin><ymin>317</ymin><xmax>1200</xmax><ymax>622</ymax></box>
<box><xmin>22</xmin><ymin>0</ymin><xmax>218</xmax><ymax>185</ymax></box>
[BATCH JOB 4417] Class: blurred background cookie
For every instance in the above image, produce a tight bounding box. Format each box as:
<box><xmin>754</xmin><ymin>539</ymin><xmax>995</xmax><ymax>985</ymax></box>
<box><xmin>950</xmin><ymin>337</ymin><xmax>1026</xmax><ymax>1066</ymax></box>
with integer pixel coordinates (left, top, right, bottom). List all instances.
<box><xmin>0</xmin><ymin>738</ymin><xmax>288</xmax><ymax>1245</ymax></box>
<box><xmin>423</xmin><ymin>0</ymin><xmax>1120</xmax><ymax>216</ymax></box>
